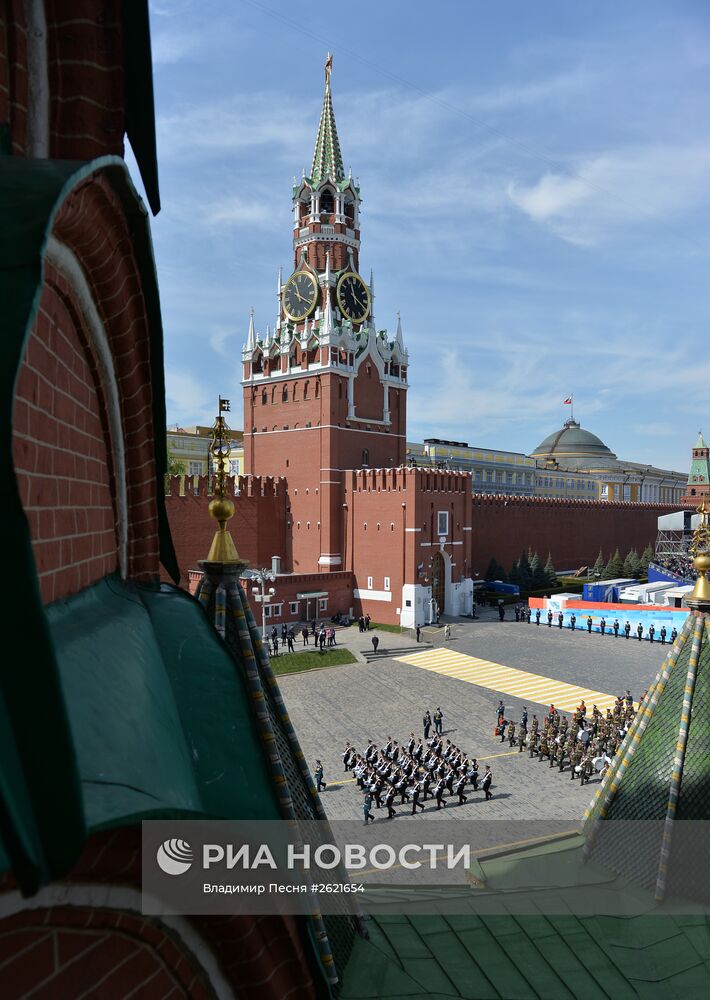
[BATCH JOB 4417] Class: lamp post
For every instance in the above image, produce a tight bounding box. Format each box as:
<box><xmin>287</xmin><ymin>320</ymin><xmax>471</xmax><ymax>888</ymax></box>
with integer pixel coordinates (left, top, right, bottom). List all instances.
<box><xmin>244</xmin><ymin>567</ymin><xmax>276</xmax><ymax>639</ymax></box>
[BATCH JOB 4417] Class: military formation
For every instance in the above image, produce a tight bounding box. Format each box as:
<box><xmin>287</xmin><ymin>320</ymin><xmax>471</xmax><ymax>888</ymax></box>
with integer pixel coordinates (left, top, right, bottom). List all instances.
<box><xmin>513</xmin><ymin>604</ymin><xmax>677</xmax><ymax>644</ymax></box>
<box><xmin>496</xmin><ymin>692</ymin><xmax>639</xmax><ymax>785</ymax></box>
<box><xmin>340</xmin><ymin>732</ymin><xmax>494</xmax><ymax>822</ymax></box>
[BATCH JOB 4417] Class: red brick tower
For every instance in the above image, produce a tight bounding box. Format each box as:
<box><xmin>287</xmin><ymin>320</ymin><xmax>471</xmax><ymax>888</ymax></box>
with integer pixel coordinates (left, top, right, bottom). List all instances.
<box><xmin>243</xmin><ymin>56</ymin><xmax>409</xmax><ymax>574</ymax></box>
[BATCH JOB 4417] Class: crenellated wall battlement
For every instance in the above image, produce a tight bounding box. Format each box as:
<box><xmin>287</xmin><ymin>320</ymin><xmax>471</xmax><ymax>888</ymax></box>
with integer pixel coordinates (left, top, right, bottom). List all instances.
<box><xmin>164</xmin><ymin>473</ymin><xmax>284</xmax><ymax>498</ymax></box>
<box><xmin>472</xmin><ymin>493</ymin><xmax>678</xmax><ymax>512</ymax></box>
<box><xmin>346</xmin><ymin>466</ymin><xmax>471</xmax><ymax>494</ymax></box>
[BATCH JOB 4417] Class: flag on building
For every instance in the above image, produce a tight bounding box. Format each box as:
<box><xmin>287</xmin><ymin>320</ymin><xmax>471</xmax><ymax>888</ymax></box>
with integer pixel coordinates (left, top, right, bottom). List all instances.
<box><xmin>563</xmin><ymin>396</ymin><xmax>573</xmax><ymax>405</ymax></box>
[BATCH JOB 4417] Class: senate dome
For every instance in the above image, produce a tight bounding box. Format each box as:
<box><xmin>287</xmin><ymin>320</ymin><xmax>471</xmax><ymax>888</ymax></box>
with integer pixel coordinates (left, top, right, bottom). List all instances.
<box><xmin>531</xmin><ymin>419</ymin><xmax>618</xmax><ymax>471</ymax></box>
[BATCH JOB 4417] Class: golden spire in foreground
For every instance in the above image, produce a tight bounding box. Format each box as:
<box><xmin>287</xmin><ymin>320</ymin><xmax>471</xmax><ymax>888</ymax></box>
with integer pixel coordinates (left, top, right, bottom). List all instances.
<box><xmin>686</xmin><ymin>500</ymin><xmax>710</xmax><ymax>610</ymax></box>
<box><xmin>205</xmin><ymin>397</ymin><xmax>242</xmax><ymax>564</ymax></box>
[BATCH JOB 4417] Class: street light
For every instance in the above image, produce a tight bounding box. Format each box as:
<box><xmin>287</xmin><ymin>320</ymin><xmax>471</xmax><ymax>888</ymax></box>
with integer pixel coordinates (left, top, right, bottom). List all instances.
<box><xmin>243</xmin><ymin>567</ymin><xmax>276</xmax><ymax>639</ymax></box>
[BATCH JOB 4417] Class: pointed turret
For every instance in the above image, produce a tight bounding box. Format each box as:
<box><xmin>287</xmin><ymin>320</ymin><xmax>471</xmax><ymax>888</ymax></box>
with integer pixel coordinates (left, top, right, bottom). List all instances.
<box><xmin>242</xmin><ymin>307</ymin><xmax>256</xmax><ymax>359</ymax></box>
<box><xmin>310</xmin><ymin>53</ymin><xmax>344</xmax><ymax>183</ymax></box>
<box><xmin>320</xmin><ymin>253</ymin><xmax>335</xmax><ymax>341</ymax></box>
<box><xmin>394</xmin><ymin>311</ymin><xmax>405</xmax><ymax>351</ymax></box>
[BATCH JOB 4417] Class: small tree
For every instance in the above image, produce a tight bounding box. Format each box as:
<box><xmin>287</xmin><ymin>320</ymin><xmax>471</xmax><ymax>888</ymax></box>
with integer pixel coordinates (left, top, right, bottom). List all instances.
<box><xmin>591</xmin><ymin>549</ymin><xmax>605</xmax><ymax>578</ymax></box>
<box><xmin>603</xmin><ymin>547</ymin><xmax>625</xmax><ymax>579</ymax></box>
<box><xmin>485</xmin><ymin>558</ymin><xmax>507</xmax><ymax>582</ymax></box>
<box><xmin>167</xmin><ymin>446</ymin><xmax>187</xmax><ymax>475</ymax></box>
<box><xmin>508</xmin><ymin>558</ymin><xmax>521</xmax><ymax>587</ymax></box>
<box><xmin>623</xmin><ymin>548</ymin><xmax>642</xmax><ymax>578</ymax></box>
<box><xmin>544</xmin><ymin>553</ymin><xmax>557</xmax><ymax>586</ymax></box>
<box><xmin>530</xmin><ymin>551</ymin><xmax>547</xmax><ymax>589</ymax></box>
<box><xmin>517</xmin><ymin>550</ymin><xmax>532</xmax><ymax>590</ymax></box>
<box><xmin>639</xmin><ymin>544</ymin><xmax>654</xmax><ymax>572</ymax></box>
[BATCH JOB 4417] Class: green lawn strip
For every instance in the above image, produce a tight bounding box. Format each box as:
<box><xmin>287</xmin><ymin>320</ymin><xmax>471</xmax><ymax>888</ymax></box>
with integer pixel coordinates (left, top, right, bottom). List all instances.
<box><xmin>270</xmin><ymin>648</ymin><xmax>358</xmax><ymax>675</ymax></box>
<box><xmin>368</xmin><ymin>622</ymin><xmax>405</xmax><ymax>634</ymax></box>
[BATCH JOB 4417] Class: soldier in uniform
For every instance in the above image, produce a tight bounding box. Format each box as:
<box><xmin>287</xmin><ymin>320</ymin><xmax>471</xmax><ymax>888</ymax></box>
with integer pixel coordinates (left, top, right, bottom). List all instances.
<box><xmin>411</xmin><ymin>781</ymin><xmax>425</xmax><ymax>814</ymax></box>
<box><xmin>518</xmin><ymin>727</ymin><xmax>527</xmax><ymax>752</ymax></box>
<box><xmin>624</xmin><ymin>620</ymin><xmax>631</xmax><ymax>638</ymax></box>
<box><xmin>558</xmin><ymin>611</ymin><xmax>564</xmax><ymax>629</ymax></box>
<box><xmin>569</xmin><ymin>744</ymin><xmax>582</xmax><ymax>779</ymax></box>
<box><xmin>529</xmin><ymin>729</ymin><xmax>540</xmax><ymax>757</ymax></box>
<box><xmin>587</xmin><ymin>616</ymin><xmax>593</xmax><ymax>634</ymax></box>
<box><xmin>547</xmin><ymin>609</ymin><xmax>553</xmax><ymax>627</ymax></box>
<box><xmin>648</xmin><ymin>623</ymin><xmax>655</xmax><ymax>643</ymax></box>
<box><xmin>535</xmin><ymin>608</ymin><xmax>541</xmax><ymax>626</ymax></box>
<box><xmin>613</xmin><ymin>619</ymin><xmax>620</xmax><ymax>637</ymax></box>
<box><xmin>548</xmin><ymin>738</ymin><xmax>558</xmax><ymax>768</ymax></box>
<box><xmin>637</xmin><ymin>622</ymin><xmax>643</xmax><ymax>642</ymax></box>
<box><xmin>482</xmin><ymin>765</ymin><xmax>493</xmax><ymax>800</ymax></box>
<box><xmin>384</xmin><ymin>785</ymin><xmax>397</xmax><ymax>818</ymax></box>
<box><xmin>570</xmin><ymin>613</ymin><xmax>577</xmax><ymax>630</ymax></box>
<box><xmin>579</xmin><ymin>753</ymin><xmax>593</xmax><ymax>785</ymax></box>
<box><xmin>507</xmin><ymin>721</ymin><xmax>516</xmax><ymax>747</ymax></box>
<box><xmin>660</xmin><ymin>625</ymin><xmax>667</xmax><ymax>645</ymax></box>
<box><xmin>434</xmin><ymin>779</ymin><xmax>447</xmax><ymax>810</ymax></box>
<box><xmin>538</xmin><ymin>732</ymin><xmax>550</xmax><ymax>762</ymax></box>
<box><xmin>600</xmin><ymin>617</ymin><xmax>606</xmax><ymax>636</ymax></box>
<box><xmin>671</xmin><ymin>626</ymin><xmax>678</xmax><ymax>643</ymax></box>
<box><xmin>455</xmin><ymin>774</ymin><xmax>467</xmax><ymax>805</ymax></box>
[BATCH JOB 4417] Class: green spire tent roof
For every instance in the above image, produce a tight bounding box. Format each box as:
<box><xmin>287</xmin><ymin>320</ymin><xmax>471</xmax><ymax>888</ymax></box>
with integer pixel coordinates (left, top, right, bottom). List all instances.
<box><xmin>688</xmin><ymin>431</ymin><xmax>710</xmax><ymax>487</ymax></box>
<box><xmin>310</xmin><ymin>65</ymin><xmax>345</xmax><ymax>184</ymax></box>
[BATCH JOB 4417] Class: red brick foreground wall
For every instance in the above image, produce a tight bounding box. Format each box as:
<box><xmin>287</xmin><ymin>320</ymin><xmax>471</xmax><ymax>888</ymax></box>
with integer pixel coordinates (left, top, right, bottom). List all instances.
<box><xmin>471</xmin><ymin>495</ymin><xmax>673</xmax><ymax>575</ymax></box>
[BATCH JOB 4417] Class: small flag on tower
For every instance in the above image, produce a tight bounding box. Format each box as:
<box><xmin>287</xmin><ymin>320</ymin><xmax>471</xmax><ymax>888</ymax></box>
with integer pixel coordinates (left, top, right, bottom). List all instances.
<box><xmin>219</xmin><ymin>397</ymin><xmax>231</xmax><ymax>412</ymax></box>
<box><xmin>563</xmin><ymin>396</ymin><xmax>573</xmax><ymax>405</ymax></box>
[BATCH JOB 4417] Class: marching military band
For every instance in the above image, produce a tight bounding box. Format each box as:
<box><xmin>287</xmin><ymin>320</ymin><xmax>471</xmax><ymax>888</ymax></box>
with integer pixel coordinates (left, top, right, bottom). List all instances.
<box><xmin>339</xmin><ymin>732</ymin><xmax>495</xmax><ymax>821</ymax></box>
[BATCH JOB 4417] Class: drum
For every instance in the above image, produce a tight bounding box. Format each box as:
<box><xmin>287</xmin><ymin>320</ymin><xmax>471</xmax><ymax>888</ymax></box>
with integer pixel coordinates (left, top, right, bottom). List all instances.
<box><xmin>579</xmin><ymin>729</ymin><xmax>590</xmax><ymax>745</ymax></box>
<box><xmin>593</xmin><ymin>756</ymin><xmax>605</xmax><ymax>772</ymax></box>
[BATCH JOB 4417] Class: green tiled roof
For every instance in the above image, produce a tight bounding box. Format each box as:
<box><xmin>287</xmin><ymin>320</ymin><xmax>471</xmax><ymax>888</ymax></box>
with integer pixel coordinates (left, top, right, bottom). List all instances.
<box><xmin>339</xmin><ymin>837</ymin><xmax>710</xmax><ymax>1000</ymax></box>
<box><xmin>583</xmin><ymin>611</ymin><xmax>710</xmax><ymax>900</ymax></box>
<box><xmin>311</xmin><ymin>76</ymin><xmax>344</xmax><ymax>183</ymax></box>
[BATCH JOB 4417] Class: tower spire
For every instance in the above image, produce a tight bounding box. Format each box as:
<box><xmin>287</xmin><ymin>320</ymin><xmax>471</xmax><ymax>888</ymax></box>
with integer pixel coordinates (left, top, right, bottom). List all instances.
<box><xmin>245</xmin><ymin>307</ymin><xmax>256</xmax><ymax>352</ymax></box>
<box><xmin>311</xmin><ymin>54</ymin><xmax>344</xmax><ymax>183</ymax></box>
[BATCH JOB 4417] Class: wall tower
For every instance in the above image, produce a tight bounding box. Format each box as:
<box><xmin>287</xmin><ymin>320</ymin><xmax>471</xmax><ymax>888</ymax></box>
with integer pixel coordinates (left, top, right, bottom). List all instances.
<box><xmin>242</xmin><ymin>56</ymin><xmax>409</xmax><ymax>573</ymax></box>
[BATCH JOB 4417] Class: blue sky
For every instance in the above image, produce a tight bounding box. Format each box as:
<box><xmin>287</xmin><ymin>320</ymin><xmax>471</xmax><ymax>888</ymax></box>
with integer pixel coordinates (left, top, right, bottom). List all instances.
<box><xmin>136</xmin><ymin>0</ymin><xmax>710</xmax><ymax>473</ymax></box>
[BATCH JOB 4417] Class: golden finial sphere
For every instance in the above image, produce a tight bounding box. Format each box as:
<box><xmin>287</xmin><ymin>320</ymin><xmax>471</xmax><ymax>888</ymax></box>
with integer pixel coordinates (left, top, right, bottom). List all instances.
<box><xmin>208</xmin><ymin>497</ymin><xmax>235</xmax><ymax>523</ymax></box>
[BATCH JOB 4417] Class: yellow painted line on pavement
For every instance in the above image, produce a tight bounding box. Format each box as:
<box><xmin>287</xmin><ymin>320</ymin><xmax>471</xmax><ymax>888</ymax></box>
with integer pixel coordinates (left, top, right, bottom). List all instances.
<box><xmin>395</xmin><ymin>648</ymin><xmax>621</xmax><ymax>713</ymax></box>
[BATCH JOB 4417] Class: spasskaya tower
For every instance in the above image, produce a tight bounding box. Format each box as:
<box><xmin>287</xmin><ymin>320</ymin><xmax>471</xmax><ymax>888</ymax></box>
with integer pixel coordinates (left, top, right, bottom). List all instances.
<box><xmin>242</xmin><ymin>55</ymin><xmax>409</xmax><ymax>574</ymax></box>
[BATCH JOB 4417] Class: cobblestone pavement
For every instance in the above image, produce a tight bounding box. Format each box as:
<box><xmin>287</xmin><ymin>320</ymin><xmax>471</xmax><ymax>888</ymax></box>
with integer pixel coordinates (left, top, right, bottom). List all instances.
<box><xmin>278</xmin><ymin>615</ymin><xmax>666</xmax><ymax>826</ymax></box>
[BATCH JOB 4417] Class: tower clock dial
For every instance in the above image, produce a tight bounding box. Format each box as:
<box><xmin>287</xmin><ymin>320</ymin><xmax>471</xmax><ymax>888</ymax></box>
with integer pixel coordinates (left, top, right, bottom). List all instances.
<box><xmin>282</xmin><ymin>270</ymin><xmax>318</xmax><ymax>322</ymax></box>
<box><xmin>336</xmin><ymin>271</ymin><xmax>370</xmax><ymax>324</ymax></box>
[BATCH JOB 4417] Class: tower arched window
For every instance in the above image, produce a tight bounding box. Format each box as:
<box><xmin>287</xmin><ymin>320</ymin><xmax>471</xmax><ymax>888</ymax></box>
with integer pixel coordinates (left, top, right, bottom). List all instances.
<box><xmin>282</xmin><ymin>386</ymin><xmax>288</xmax><ymax>402</ymax></box>
<box><xmin>261</xmin><ymin>389</ymin><xmax>267</xmax><ymax>405</ymax></box>
<box><xmin>362</xmin><ymin>449</ymin><xmax>370</xmax><ymax>468</ymax></box>
<box><xmin>315</xmin><ymin>381</ymin><xmax>320</xmax><ymax>398</ymax></box>
<box><xmin>319</xmin><ymin>189</ymin><xmax>334</xmax><ymax>217</ymax></box>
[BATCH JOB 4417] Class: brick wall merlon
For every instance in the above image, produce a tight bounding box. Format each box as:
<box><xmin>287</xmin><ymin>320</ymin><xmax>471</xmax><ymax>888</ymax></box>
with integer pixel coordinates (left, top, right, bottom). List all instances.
<box><xmin>471</xmin><ymin>493</ymin><xmax>677</xmax><ymax>511</ymax></box>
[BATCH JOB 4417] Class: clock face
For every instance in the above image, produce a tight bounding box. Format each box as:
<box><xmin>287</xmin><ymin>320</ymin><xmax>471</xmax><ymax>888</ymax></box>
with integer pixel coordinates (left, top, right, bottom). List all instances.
<box><xmin>282</xmin><ymin>270</ymin><xmax>318</xmax><ymax>322</ymax></box>
<box><xmin>336</xmin><ymin>271</ymin><xmax>370</xmax><ymax>324</ymax></box>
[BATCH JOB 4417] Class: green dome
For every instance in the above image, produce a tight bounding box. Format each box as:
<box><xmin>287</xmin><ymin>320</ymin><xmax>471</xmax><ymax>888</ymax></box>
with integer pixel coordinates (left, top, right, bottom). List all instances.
<box><xmin>531</xmin><ymin>419</ymin><xmax>618</xmax><ymax>470</ymax></box>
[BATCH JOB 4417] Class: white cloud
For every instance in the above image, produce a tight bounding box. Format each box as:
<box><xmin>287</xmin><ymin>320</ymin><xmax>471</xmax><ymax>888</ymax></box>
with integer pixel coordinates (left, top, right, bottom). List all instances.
<box><xmin>508</xmin><ymin>143</ymin><xmax>710</xmax><ymax>245</ymax></box>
